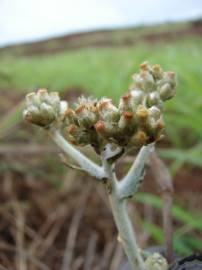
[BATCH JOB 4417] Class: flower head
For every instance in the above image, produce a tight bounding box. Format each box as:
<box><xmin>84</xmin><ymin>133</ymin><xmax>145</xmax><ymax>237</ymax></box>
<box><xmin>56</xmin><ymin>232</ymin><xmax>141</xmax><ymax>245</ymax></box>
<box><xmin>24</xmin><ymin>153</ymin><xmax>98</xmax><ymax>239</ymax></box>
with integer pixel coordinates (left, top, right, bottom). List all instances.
<box><xmin>23</xmin><ymin>89</ymin><xmax>67</xmax><ymax>127</ymax></box>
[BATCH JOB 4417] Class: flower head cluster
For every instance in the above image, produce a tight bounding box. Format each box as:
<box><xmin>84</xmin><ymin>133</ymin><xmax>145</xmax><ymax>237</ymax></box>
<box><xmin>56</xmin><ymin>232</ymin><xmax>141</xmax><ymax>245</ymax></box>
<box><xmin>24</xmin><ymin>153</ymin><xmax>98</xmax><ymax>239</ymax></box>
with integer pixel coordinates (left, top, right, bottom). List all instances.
<box><xmin>23</xmin><ymin>89</ymin><xmax>68</xmax><ymax>127</ymax></box>
<box><xmin>64</xmin><ymin>62</ymin><xmax>176</xmax><ymax>151</ymax></box>
<box><xmin>23</xmin><ymin>62</ymin><xmax>176</xmax><ymax>152</ymax></box>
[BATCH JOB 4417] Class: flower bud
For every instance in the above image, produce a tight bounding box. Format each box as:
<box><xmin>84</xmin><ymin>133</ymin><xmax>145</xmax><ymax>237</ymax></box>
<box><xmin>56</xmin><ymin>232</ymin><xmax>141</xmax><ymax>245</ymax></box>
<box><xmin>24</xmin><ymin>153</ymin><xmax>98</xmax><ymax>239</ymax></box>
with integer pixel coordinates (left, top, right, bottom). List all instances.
<box><xmin>129</xmin><ymin>130</ymin><xmax>148</xmax><ymax>147</ymax></box>
<box><xmin>155</xmin><ymin>118</ymin><xmax>164</xmax><ymax>131</ymax></box>
<box><xmin>23</xmin><ymin>105</ymin><xmax>40</xmax><ymax>125</ymax></box>
<box><xmin>166</xmin><ymin>71</ymin><xmax>176</xmax><ymax>84</ymax></box>
<box><xmin>67</xmin><ymin>124</ymin><xmax>91</xmax><ymax>146</ymax></box>
<box><xmin>148</xmin><ymin>106</ymin><xmax>161</xmax><ymax>120</ymax></box>
<box><xmin>159</xmin><ymin>82</ymin><xmax>176</xmax><ymax>101</ymax></box>
<box><xmin>98</xmin><ymin>98</ymin><xmax>120</xmax><ymax>122</ymax></box>
<box><xmin>132</xmin><ymin>70</ymin><xmax>155</xmax><ymax>92</ymax></box>
<box><xmin>23</xmin><ymin>107</ymin><xmax>55</xmax><ymax>127</ymax></box>
<box><xmin>37</xmin><ymin>88</ymin><xmax>49</xmax><ymax>102</ymax></box>
<box><xmin>123</xmin><ymin>111</ymin><xmax>133</xmax><ymax>120</ymax></box>
<box><xmin>147</xmin><ymin>91</ymin><xmax>163</xmax><ymax>109</ymax></box>
<box><xmin>130</xmin><ymin>90</ymin><xmax>144</xmax><ymax>112</ymax></box>
<box><xmin>23</xmin><ymin>89</ymin><xmax>67</xmax><ymax>127</ymax></box>
<box><xmin>157</xmin><ymin>71</ymin><xmax>176</xmax><ymax>100</ymax></box>
<box><xmin>140</xmin><ymin>61</ymin><xmax>150</xmax><ymax>71</ymax></box>
<box><xmin>118</xmin><ymin>111</ymin><xmax>135</xmax><ymax>135</ymax></box>
<box><xmin>94</xmin><ymin>120</ymin><xmax>105</xmax><ymax>133</ymax></box>
<box><xmin>119</xmin><ymin>94</ymin><xmax>132</xmax><ymax>112</ymax></box>
<box><xmin>152</xmin><ymin>64</ymin><xmax>163</xmax><ymax>79</ymax></box>
<box><xmin>64</xmin><ymin>108</ymin><xmax>77</xmax><ymax>125</ymax></box>
<box><xmin>95</xmin><ymin>120</ymin><xmax>117</xmax><ymax>138</ymax></box>
<box><xmin>48</xmin><ymin>92</ymin><xmax>61</xmax><ymax>110</ymax></box>
<box><xmin>136</xmin><ymin>105</ymin><xmax>149</xmax><ymax>123</ymax></box>
<box><xmin>75</xmin><ymin>105</ymin><xmax>97</xmax><ymax>128</ymax></box>
<box><xmin>130</xmin><ymin>89</ymin><xmax>144</xmax><ymax>103</ymax></box>
<box><xmin>146</xmin><ymin>117</ymin><xmax>164</xmax><ymax>142</ymax></box>
<box><xmin>40</xmin><ymin>102</ymin><xmax>55</xmax><ymax>119</ymax></box>
<box><xmin>26</xmin><ymin>92</ymin><xmax>40</xmax><ymax>106</ymax></box>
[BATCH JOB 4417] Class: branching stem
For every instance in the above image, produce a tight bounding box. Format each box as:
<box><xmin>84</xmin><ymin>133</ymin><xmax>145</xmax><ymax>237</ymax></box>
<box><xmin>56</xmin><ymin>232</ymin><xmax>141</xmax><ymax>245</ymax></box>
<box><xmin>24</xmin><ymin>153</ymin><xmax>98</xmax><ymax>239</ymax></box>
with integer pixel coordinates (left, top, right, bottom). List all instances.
<box><xmin>118</xmin><ymin>144</ymin><xmax>154</xmax><ymax>199</ymax></box>
<box><xmin>49</xmin><ymin>131</ymin><xmax>158</xmax><ymax>270</ymax></box>
<box><xmin>101</xmin><ymin>153</ymin><xmax>146</xmax><ymax>270</ymax></box>
<box><xmin>49</xmin><ymin>129</ymin><xmax>107</xmax><ymax>180</ymax></box>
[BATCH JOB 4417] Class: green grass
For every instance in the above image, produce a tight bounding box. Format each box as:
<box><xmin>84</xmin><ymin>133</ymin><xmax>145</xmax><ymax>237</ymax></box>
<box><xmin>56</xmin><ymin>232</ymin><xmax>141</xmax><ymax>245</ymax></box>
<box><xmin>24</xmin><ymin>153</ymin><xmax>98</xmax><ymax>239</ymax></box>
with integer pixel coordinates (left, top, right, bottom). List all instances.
<box><xmin>136</xmin><ymin>193</ymin><xmax>202</xmax><ymax>255</ymax></box>
<box><xmin>0</xmin><ymin>36</ymin><xmax>202</xmax><ymax>169</ymax></box>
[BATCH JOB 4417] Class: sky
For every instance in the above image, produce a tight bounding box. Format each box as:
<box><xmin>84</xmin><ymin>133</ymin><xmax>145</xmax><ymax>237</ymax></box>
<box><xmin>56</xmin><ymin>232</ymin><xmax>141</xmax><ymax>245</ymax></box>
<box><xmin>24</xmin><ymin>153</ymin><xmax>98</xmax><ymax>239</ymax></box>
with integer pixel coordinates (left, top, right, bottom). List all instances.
<box><xmin>0</xmin><ymin>0</ymin><xmax>202</xmax><ymax>47</ymax></box>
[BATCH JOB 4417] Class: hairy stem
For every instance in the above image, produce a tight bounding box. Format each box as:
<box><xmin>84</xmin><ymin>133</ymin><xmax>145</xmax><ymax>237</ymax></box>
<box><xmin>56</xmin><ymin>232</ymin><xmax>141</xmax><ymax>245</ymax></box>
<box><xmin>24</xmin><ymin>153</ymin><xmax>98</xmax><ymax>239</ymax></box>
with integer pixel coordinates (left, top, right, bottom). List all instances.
<box><xmin>101</xmin><ymin>154</ymin><xmax>145</xmax><ymax>270</ymax></box>
<box><xmin>118</xmin><ymin>144</ymin><xmax>154</xmax><ymax>199</ymax></box>
<box><xmin>49</xmin><ymin>129</ymin><xmax>107</xmax><ymax>179</ymax></box>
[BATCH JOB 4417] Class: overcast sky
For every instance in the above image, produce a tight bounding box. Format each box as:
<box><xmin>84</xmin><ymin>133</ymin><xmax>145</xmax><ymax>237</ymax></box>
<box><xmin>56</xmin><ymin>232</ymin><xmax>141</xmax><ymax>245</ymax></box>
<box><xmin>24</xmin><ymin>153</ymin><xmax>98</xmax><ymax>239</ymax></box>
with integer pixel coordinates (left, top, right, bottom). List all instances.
<box><xmin>0</xmin><ymin>0</ymin><xmax>202</xmax><ymax>47</ymax></box>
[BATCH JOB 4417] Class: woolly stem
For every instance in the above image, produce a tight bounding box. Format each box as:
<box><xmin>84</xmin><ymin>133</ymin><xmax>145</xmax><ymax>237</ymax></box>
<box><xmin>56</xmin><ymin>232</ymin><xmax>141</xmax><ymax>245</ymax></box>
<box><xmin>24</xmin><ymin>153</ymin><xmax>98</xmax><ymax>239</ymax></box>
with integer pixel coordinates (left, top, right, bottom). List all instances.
<box><xmin>101</xmin><ymin>154</ymin><xmax>146</xmax><ymax>270</ymax></box>
<box><xmin>49</xmin><ymin>129</ymin><xmax>107</xmax><ymax>180</ymax></box>
<box><xmin>118</xmin><ymin>144</ymin><xmax>154</xmax><ymax>199</ymax></box>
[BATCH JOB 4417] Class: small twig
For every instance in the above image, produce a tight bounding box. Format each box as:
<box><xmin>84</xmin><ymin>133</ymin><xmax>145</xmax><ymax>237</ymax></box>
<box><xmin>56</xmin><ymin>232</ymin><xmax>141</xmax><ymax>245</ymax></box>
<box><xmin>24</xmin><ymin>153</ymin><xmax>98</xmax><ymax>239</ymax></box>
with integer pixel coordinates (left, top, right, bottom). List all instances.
<box><xmin>0</xmin><ymin>241</ymin><xmax>50</xmax><ymax>270</ymax></box>
<box><xmin>84</xmin><ymin>233</ymin><xmax>98</xmax><ymax>270</ymax></box>
<box><xmin>38</xmin><ymin>218</ymin><xmax>66</xmax><ymax>257</ymax></box>
<box><xmin>72</xmin><ymin>257</ymin><xmax>84</xmax><ymax>270</ymax></box>
<box><xmin>23</xmin><ymin>253</ymin><xmax>50</xmax><ymax>270</ymax></box>
<box><xmin>109</xmin><ymin>243</ymin><xmax>124</xmax><ymax>270</ymax></box>
<box><xmin>149</xmin><ymin>152</ymin><xmax>174</xmax><ymax>263</ymax></box>
<box><xmin>13</xmin><ymin>201</ymin><xmax>27</xmax><ymax>270</ymax></box>
<box><xmin>29</xmin><ymin>204</ymin><xmax>68</xmax><ymax>257</ymax></box>
<box><xmin>61</xmin><ymin>207</ymin><xmax>85</xmax><ymax>270</ymax></box>
<box><xmin>100</xmin><ymin>240</ymin><xmax>116</xmax><ymax>270</ymax></box>
<box><xmin>61</xmin><ymin>186</ymin><xmax>90</xmax><ymax>270</ymax></box>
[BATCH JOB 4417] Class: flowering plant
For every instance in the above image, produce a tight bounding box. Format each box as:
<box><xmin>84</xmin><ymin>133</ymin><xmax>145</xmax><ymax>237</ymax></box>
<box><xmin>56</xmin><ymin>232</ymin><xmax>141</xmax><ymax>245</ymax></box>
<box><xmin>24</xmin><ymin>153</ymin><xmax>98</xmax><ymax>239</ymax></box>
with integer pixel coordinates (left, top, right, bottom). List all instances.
<box><xmin>23</xmin><ymin>62</ymin><xmax>176</xmax><ymax>270</ymax></box>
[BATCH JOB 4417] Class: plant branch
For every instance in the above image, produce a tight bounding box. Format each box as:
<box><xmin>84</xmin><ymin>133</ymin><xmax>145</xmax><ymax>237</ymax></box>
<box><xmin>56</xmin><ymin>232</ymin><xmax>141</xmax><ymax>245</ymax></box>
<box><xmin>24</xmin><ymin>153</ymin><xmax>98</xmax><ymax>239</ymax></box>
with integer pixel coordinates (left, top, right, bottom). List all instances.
<box><xmin>49</xmin><ymin>129</ymin><xmax>107</xmax><ymax>180</ymax></box>
<box><xmin>101</xmin><ymin>153</ymin><xmax>145</xmax><ymax>270</ymax></box>
<box><xmin>118</xmin><ymin>144</ymin><xmax>154</xmax><ymax>199</ymax></box>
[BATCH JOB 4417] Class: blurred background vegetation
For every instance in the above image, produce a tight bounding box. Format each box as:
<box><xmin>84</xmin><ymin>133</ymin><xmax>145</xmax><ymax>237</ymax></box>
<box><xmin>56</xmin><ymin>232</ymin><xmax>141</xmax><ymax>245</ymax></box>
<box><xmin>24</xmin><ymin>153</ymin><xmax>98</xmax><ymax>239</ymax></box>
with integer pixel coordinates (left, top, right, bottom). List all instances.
<box><xmin>0</xmin><ymin>20</ymin><xmax>202</xmax><ymax>269</ymax></box>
